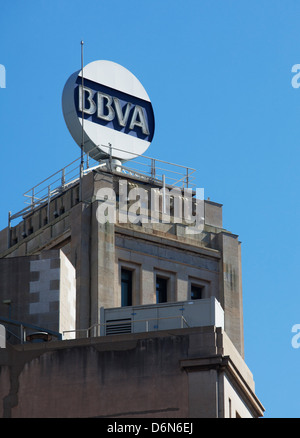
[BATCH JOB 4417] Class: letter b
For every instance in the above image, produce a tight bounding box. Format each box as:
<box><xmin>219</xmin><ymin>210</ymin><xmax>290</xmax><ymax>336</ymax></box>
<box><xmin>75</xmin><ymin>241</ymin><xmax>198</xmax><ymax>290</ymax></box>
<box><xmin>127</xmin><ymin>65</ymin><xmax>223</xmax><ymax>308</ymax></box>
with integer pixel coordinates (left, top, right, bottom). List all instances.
<box><xmin>97</xmin><ymin>92</ymin><xmax>115</xmax><ymax>121</ymax></box>
<box><xmin>78</xmin><ymin>85</ymin><xmax>96</xmax><ymax>114</ymax></box>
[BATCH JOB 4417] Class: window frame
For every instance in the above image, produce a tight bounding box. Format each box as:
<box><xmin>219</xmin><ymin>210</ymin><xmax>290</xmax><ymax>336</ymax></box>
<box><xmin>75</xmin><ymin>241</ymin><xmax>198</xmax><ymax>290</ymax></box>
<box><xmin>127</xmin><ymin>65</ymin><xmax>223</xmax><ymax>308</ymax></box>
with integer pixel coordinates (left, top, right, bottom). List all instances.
<box><xmin>155</xmin><ymin>276</ymin><xmax>168</xmax><ymax>303</ymax></box>
<box><xmin>118</xmin><ymin>260</ymin><xmax>141</xmax><ymax>307</ymax></box>
<box><xmin>120</xmin><ymin>268</ymin><xmax>133</xmax><ymax>307</ymax></box>
<box><xmin>188</xmin><ymin>277</ymin><xmax>210</xmax><ymax>301</ymax></box>
<box><xmin>190</xmin><ymin>284</ymin><xmax>204</xmax><ymax>300</ymax></box>
<box><xmin>153</xmin><ymin>269</ymin><xmax>176</xmax><ymax>304</ymax></box>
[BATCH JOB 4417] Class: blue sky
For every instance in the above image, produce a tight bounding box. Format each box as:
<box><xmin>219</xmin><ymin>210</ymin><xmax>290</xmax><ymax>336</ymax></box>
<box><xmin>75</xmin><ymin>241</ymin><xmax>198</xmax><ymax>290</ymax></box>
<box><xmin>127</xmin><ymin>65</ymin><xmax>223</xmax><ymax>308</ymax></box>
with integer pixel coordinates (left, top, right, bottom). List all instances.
<box><xmin>1</xmin><ymin>0</ymin><xmax>300</xmax><ymax>418</ymax></box>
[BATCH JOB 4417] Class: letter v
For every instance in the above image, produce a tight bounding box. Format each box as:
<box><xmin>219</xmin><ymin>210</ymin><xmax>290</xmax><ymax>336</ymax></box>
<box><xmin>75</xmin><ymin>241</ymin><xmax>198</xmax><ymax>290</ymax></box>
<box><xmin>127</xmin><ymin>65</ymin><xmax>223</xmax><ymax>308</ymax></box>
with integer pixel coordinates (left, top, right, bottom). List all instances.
<box><xmin>113</xmin><ymin>97</ymin><xmax>132</xmax><ymax>127</ymax></box>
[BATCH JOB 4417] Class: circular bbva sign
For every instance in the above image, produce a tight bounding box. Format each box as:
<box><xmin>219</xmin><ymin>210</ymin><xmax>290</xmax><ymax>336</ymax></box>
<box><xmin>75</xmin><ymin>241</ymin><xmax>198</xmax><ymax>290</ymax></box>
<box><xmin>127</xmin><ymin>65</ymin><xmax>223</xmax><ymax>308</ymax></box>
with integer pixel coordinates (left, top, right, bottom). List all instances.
<box><xmin>62</xmin><ymin>60</ymin><xmax>155</xmax><ymax>162</ymax></box>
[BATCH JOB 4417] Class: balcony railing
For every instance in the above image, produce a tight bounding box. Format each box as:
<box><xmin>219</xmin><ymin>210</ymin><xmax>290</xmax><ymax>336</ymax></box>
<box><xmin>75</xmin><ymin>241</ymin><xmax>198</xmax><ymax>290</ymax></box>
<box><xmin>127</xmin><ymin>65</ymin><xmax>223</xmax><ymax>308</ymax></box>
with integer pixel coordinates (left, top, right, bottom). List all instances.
<box><xmin>62</xmin><ymin>315</ymin><xmax>190</xmax><ymax>340</ymax></box>
<box><xmin>62</xmin><ymin>297</ymin><xmax>224</xmax><ymax>340</ymax></box>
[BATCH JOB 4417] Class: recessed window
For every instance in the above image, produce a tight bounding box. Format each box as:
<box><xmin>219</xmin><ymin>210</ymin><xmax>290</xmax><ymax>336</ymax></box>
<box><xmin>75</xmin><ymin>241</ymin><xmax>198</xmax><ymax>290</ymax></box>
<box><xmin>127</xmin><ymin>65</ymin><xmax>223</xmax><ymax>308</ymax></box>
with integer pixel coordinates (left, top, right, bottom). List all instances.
<box><xmin>156</xmin><ymin>277</ymin><xmax>168</xmax><ymax>303</ymax></box>
<box><xmin>191</xmin><ymin>284</ymin><xmax>203</xmax><ymax>300</ymax></box>
<box><xmin>121</xmin><ymin>268</ymin><xmax>132</xmax><ymax>307</ymax></box>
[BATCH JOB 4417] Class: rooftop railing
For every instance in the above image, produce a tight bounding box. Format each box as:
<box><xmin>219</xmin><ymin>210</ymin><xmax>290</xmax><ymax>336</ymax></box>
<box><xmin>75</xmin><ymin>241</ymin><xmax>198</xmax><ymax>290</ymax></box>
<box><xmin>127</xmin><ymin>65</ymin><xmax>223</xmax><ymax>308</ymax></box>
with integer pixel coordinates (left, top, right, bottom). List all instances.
<box><xmin>8</xmin><ymin>144</ymin><xmax>196</xmax><ymax>227</ymax></box>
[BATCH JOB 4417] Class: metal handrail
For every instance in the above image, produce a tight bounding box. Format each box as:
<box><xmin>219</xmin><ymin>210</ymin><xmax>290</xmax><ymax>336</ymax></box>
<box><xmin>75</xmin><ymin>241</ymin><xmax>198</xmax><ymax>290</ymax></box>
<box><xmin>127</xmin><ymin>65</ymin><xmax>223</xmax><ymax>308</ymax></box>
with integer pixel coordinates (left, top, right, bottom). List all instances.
<box><xmin>0</xmin><ymin>316</ymin><xmax>62</xmax><ymax>344</ymax></box>
<box><xmin>62</xmin><ymin>315</ymin><xmax>190</xmax><ymax>339</ymax></box>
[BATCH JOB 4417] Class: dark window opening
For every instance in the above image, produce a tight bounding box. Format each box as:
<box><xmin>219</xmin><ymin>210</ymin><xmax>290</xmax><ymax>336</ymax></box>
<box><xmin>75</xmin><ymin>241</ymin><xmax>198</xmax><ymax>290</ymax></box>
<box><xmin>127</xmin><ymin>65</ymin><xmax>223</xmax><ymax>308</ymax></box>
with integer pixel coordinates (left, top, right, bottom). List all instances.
<box><xmin>156</xmin><ymin>277</ymin><xmax>168</xmax><ymax>303</ymax></box>
<box><xmin>121</xmin><ymin>268</ymin><xmax>132</xmax><ymax>307</ymax></box>
<box><xmin>191</xmin><ymin>285</ymin><xmax>203</xmax><ymax>300</ymax></box>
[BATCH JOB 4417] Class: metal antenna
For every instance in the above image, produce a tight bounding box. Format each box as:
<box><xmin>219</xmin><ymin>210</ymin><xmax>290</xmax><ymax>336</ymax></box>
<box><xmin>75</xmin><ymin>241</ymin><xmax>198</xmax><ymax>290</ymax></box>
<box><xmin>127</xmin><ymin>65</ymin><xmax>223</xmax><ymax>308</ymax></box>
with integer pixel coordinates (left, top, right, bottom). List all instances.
<box><xmin>80</xmin><ymin>40</ymin><xmax>84</xmax><ymax>201</ymax></box>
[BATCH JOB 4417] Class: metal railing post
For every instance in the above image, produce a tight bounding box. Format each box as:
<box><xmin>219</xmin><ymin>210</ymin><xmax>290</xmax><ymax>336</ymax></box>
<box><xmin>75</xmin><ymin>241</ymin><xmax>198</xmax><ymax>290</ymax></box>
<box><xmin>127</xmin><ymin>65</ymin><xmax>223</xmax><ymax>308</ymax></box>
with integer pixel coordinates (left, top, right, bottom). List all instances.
<box><xmin>162</xmin><ymin>174</ymin><xmax>166</xmax><ymax>214</ymax></box>
<box><xmin>20</xmin><ymin>324</ymin><xmax>24</xmax><ymax>344</ymax></box>
<box><xmin>31</xmin><ymin>187</ymin><xmax>35</xmax><ymax>209</ymax></box>
<box><xmin>151</xmin><ymin>158</ymin><xmax>156</xmax><ymax>180</ymax></box>
<box><xmin>61</xmin><ymin>168</ymin><xmax>65</xmax><ymax>189</ymax></box>
<box><xmin>8</xmin><ymin>211</ymin><xmax>11</xmax><ymax>248</ymax></box>
<box><xmin>109</xmin><ymin>143</ymin><xmax>112</xmax><ymax>172</ymax></box>
<box><xmin>79</xmin><ymin>162</ymin><xmax>84</xmax><ymax>202</ymax></box>
<box><xmin>47</xmin><ymin>185</ymin><xmax>51</xmax><ymax>223</ymax></box>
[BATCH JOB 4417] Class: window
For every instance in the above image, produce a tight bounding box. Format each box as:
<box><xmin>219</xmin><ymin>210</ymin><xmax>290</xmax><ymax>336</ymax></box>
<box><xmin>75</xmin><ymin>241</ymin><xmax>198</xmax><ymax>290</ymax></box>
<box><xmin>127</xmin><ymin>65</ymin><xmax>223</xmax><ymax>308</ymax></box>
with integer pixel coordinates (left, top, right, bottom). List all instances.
<box><xmin>191</xmin><ymin>284</ymin><xmax>203</xmax><ymax>300</ymax></box>
<box><xmin>121</xmin><ymin>269</ymin><xmax>132</xmax><ymax>307</ymax></box>
<box><xmin>156</xmin><ymin>277</ymin><xmax>168</xmax><ymax>303</ymax></box>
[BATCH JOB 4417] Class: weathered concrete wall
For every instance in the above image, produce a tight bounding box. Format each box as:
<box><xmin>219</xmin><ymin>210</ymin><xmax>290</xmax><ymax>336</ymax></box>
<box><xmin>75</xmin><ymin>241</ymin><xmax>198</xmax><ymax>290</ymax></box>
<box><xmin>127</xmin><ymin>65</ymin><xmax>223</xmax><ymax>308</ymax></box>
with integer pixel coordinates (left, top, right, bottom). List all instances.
<box><xmin>1</xmin><ymin>332</ymin><xmax>190</xmax><ymax>418</ymax></box>
<box><xmin>0</xmin><ymin>255</ymin><xmax>33</xmax><ymax>324</ymax></box>
<box><xmin>59</xmin><ymin>251</ymin><xmax>76</xmax><ymax>339</ymax></box>
<box><xmin>0</xmin><ymin>327</ymin><xmax>263</xmax><ymax>418</ymax></box>
<box><xmin>217</xmin><ymin>232</ymin><xmax>244</xmax><ymax>357</ymax></box>
<box><xmin>69</xmin><ymin>202</ymin><xmax>91</xmax><ymax>332</ymax></box>
<box><xmin>115</xmin><ymin>226</ymin><xmax>221</xmax><ymax>307</ymax></box>
<box><xmin>91</xmin><ymin>173</ymin><xmax>116</xmax><ymax>324</ymax></box>
<box><xmin>0</xmin><ymin>250</ymin><xmax>76</xmax><ymax>338</ymax></box>
<box><xmin>204</xmin><ymin>200</ymin><xmax>223</xmax><ymax>229</ymax></box>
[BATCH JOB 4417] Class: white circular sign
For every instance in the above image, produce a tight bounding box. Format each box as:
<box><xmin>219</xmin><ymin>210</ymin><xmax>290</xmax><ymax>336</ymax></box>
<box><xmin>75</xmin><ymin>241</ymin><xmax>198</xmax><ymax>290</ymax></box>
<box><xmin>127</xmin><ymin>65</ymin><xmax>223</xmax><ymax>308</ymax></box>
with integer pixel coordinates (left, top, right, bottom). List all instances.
<box><xmin>62</xmin><ymin>60</ymin><xmax>155</xmax><ymax>162</ymax></box>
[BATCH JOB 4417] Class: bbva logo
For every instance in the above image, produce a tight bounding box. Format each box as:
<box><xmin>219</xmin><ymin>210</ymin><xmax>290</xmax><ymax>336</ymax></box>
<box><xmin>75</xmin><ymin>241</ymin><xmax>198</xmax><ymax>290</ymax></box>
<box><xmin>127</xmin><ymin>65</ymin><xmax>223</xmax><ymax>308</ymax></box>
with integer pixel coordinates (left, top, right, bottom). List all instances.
<box><xmin>0</xmin><ymin>64</ymin><xmax>6</xmax><ymax>88</ymax></box>
<box><xmin>78</xmin><ymin>85</ymin><xmax>150</xmax><ymax>135</ymax></box>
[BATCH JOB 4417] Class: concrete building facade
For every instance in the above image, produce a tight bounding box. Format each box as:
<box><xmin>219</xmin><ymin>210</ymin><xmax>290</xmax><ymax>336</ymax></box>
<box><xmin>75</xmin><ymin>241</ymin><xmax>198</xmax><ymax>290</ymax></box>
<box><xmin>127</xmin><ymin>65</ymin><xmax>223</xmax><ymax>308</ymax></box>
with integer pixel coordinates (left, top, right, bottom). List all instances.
<box><xmin>0</xmin><ymin>162</ymin><xmax>264</xmax><ymax>418</ymax></box>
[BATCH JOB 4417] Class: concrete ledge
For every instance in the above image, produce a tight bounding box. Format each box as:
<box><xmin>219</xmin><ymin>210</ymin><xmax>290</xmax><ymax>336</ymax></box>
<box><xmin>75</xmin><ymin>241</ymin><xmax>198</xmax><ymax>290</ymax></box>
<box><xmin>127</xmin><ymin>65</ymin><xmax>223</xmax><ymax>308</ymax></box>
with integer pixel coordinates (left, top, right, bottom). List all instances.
<box><xmin>115</xmin><ymin>224</ymin><xmax>221</xmax><ymax>260</ymax></box>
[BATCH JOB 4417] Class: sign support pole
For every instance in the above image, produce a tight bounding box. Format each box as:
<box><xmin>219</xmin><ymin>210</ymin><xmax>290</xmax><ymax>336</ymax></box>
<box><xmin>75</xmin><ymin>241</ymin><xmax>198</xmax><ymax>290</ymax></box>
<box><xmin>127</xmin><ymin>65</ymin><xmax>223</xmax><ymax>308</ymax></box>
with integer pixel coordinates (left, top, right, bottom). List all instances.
<box><xmin>80</xmin><ymin>40</ymin><xmax>84</xmax><ymax>202</ymax></box>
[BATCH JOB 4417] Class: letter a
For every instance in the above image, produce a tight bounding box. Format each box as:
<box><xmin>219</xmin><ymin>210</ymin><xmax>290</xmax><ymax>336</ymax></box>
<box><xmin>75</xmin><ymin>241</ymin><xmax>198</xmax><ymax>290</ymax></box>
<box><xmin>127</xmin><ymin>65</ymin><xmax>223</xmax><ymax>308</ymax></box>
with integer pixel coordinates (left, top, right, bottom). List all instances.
<box><xmin>129</xmin><ymin>106</ymin><xmax>150</xmax><ymax>135</ymax></box>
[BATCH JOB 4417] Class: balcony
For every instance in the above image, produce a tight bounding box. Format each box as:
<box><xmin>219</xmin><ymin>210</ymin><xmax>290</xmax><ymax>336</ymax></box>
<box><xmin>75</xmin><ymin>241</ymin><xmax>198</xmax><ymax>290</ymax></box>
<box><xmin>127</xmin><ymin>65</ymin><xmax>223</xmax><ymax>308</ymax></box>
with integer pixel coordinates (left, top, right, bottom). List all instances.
<box><xmin>99</xmin><ymin>297</ymin><xmax>224</xmax><ymax>336</ymax></box>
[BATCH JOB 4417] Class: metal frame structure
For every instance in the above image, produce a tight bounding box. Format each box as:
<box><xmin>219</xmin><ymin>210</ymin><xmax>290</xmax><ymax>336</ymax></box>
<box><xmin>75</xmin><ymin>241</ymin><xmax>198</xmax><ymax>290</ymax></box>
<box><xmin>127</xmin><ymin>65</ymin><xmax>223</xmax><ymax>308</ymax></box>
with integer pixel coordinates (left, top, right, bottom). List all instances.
<box><xmin>8</xmin><ymin>144</ymin><xmax>196</xmax><ymax>230</ymax></box>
